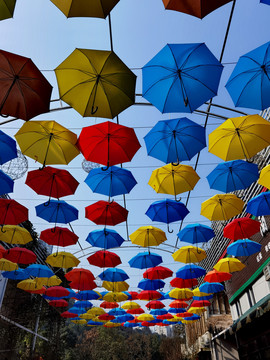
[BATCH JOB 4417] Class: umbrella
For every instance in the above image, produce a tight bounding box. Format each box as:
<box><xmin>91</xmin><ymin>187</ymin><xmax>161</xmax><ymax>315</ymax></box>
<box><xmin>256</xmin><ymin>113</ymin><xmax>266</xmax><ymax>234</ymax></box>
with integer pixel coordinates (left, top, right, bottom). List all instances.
<box><xmin>85</xmin><ymin>166</ymin><xmax>137</xmax><ymax>198</ymax></box>
<box><xmin>137</xmin><ymin>290</ymin><xmax>162</xmax><ymax>301</ymax></box>
<box><xmin>0</xmin><ymin>0</ymin><xmax>17</xmax><ymax>20</ymax></box>
<box><xmin>148</xmin><ymin>164</ymin><xmax>199</xmax><ymax>199</ymax></box>
<box><xmin>100</xmin><ymin>301</ymin><xmax>118</xmax><ymax>309</ymax></box>
<box><xmin>137</xmin><ymin>314</ymin><xmax>155</xmax><ymax>322</ymax></box>
<box><xmin>55</xmin><ymin>49</ymin><xmax>136</xmax><ymax>119</ymax></box>
<box><xmin>0</xmin><ymin>170</ymin><xmax>13</xmax><ymax>195</ymax></box>
<box><xmin>71</xmin><ymin>319</ymin><xmax>87</xmax><ymax>325</ymax></box>
<box><xmin>213</xmin><ymin>258</ymin><xmax>245</xmax><ymax>273</ymax></box>
<box><xmin>227</xmin><ymin>239</ymin><xmax>261</xmax><ymax>257</ymax></box>
<box><xmin>172</xmin><ymin>246</ymin><xmax>206</xmax><ymax>263</ymax></box>
<box><xmin>176</xmin><ymin>312</ymin><xmax>193</xmax><ymax>318</ymax></box>
<box><xmin>65</xmin><ymin>268</ymin><xmax>95</xmax><ymax>291</ymax></box>
<box><xmin>45</xmin><ymin>286</ymin><xmax>70</xmax><ymax>298</ymax></box>
<box><xmin>188</xmin><ymin>307</ymin><xmax>206</xmax><ymax>315</ymax></box>
<box><xmin>129</xmin><ymin>252</ymin><xmax>163</xmax><ymax>269</ymax></box>
<box><xmin>113</xmin><ymin>314</ymin><xmax>134</xmax><ymax>323</ymax></box>
<box><xmin>169</xmin><ymin>300</ymin><xmax>188</xmax><ymax>308</ymax></box>
<box><xmin>0</xmin><ymin>225</ymin><xmax>32</xmax><ymax>245</ymax></box>
<box><xmin>102</xmin><ymin>281</ymin><xmax>129</xmax><ymax>292</ymax></box>
<box><xmin>138</xmin><ymin>279</ymin><xmax>165</xmax><ymax>291</ymax></box>
<box><xmin>49</xmin><ymin>300</ymin><xmax>68</xmax><ymax>308</ymax></box>
<box><xmin>98</xmin><ymin>268</ymin><xmax>129</xmax><ymax>282</ymax></box>
<box><xmin>86</xmin><ymin>229</ymin><xmax>125</xmax><ymax>249</ymax></box>
<box><xmin>199</xmin><ymin>282</ymin><xmax>224</xmax><ymax>293</ymax></box>
<box><xmin>223</xmin><ymin>217</ymin><xmax>260</xmax><ymax>240</ymax></box>
<box><xmin>87</xmin><ymin>320</ymin><xmax>104</xmax><ymax>326</ymax></box>
<box><xmin>76</xmin><ymin>291</ymin><xmax>101</xmax><ymax>301</ymax></box>
<box><xmin>226</xmin><ymin>41</ymin><xmax>270</xmax><ymax>110</ymax></box>
<box><xmin>98</xmin><ymin>314</ymin><xmax>115</xmax><ymax>321</ymax></box>
<box><xmin>170</xmin><ymin>277</ymin><xmax>198</xmax><ymax>288</ymax></box>
<box><xmin>201</xmin><ymin>194</ymin><xmax>244</xmax><ymax>221</ymax></box>
<box><xmin>177</xmin><ymin>223</ymin><xmax>215</xmax><ymax>245</ymax></box>
<box><xmin>127</xmin><ymin>291</ymin><xmax>138</xmax><ymax>300</ymax></box>
<box><xmin>0</xmin><ymin>130</ymin><xmax>17</xmax><ymax>165</ymax></box>
<box><xmin>192</xmin><ymin>287</ymin><xmax>213</xmax><ymax>298</ymax></box>
<box><xmin>50</xmin><ymin>0</ymin><xmax>119</xmax><ymax>18</ymax></box>
<box><xmin>88</xmin><ymin>307</ymin><xmax>106</xmax><ymax>316</ymax></box>
<box><xmin>127</xmin><ymin>308</ymin><xmax>144</xmax><ymax>315</ymax></box>
<box><xmin>17</xmin><ymin>279</ymin><xmax>43</xmax><ymax>292</ymax></box>
<box><xmin>103</xmin><ymin>292</ymin><xmax>128</xmax><ymax>302</ymax></box>
<box><xmin>108</xmin><ymin>308</ymin><xmax>126</xmax><ymax>316</ymax></box>
<box><xmin>85</xmin><ymin>200</ymin><xmax>128</xmax><ymax>226</ymax></box>
<box><xmin>73</xmin><ymin>300</ymin><xmax>92</xmax><ymax>309</ymax></box>
<box><xmin>15</xmin><ymin>121</ymin><xmax>80</xmax><ymax>167</ymax></box>
<box><xmin>104</xmin><ymin>321</ymin><xmax>121</xmax><ymax>328</ymax></box>
<box><xmin>122</xmin><ymin>301</ymin><xmax>140</xmax><ymax>310</ymax></box>
<box><xmin>61</xmin><ymin>311</ymin><xmax>79</xmax><ymax>318</ymax></box>
<box><xmin>25</xmin><ymin>264</ymin><xmax>54</xmax><ymax>278</ymax></box>
<box><xmin>204</xmin><ymin>269</ymin><xmax>232</xmax><ymax>283</ymax></box>
<box><xmin>3</xmin><ymin>247</ymin><xmax>36</xmax><ymax>264</ymax></box>
<box><xmin>208</xmin><ymin>115</ymin><xmax>270</xmax><ymax>161</ymax></box>
<box><xmin>123</xmin><ymin>321</ymin><xmax>138</xmax><ymax>328</ymax></box>
<box><xmin>169</xmin><ymin>288</ymin><xmax>193</xmax><ymax>300</ymax></box>
<box><xmin>78</xmin><ymin>122</ymin><xmax>140</xmax><ymax>168</ymax></box>
<box><xmin>2</xmin><ymin>268</ymin><xmax>28</xmax><ymax>280</ymax></box>
<box><xmin>207</xmin><ymin>160</ymin><xmax>259</xmax><ymax>193</ymax></box>
<box><xmin>162</xmin><ymin>0</ymin><xmax>232</xmax><ymax>18</ymax></box>
<box><xmin>176</xmin><ymin>264</ymin><xmax>206</xmax><ymax>279</ymax></box>
<box><xmin>36</xmin><ymin>275</ymin><xmax>62</xmax><ymax>287</ymax></box>
<box><xmin>46</xmin><ymin>252</ymin><xmax>80</xmax><ymax>269</ymax></box>
<box><xmin>0</xmin><ymin>50</ymin><xmax>52</xmax><ymax>120</ymax></box>
<box><xmin>0</xmin><ymin>244</ymin><xmax>4</xmax><ymax>258</ymax></box>
<box><xmin>40</xmin><ymin>227</ymin><xmax>79</xmax><ymax>247</ymax></box>
<box><xmin>26</xmin><ymin>166</ymin><xmax>79</xmax><ymax>201</ymax></box>
<box><xmin>0</xmin><ymin>258</ymin><xmax>18</xmax><ymax>271</ymax></box>
<box><xmin>87</xmin><ymin>250</ymin><xmax>121</xmax><ymax>268</ymax></box>
<box><xmin>0</xmin><ymin>199</ymin><xmax>28</xmax><ymax>226</ymax></box>
<box><xmin>146</xmin><ymin>300</ymin><xmax>165</xmax><ymax>309</ymax></box>
<box><xmin>142</xmin><ymin>43</ymin><xmax>223</xmax><ymax>114</ymax></box>
<box><xmin>144</xmin><ymin>117</ymin><xmax>206</xmax><ymax>164</ymax></box>
<box><xmin>261</xmin><ymin>0</ymin><xmax>270</xmax><ymax>4</ymax></box>
<box><xmin>130</xmin><ymin>226</ymin><xmax>167</xmax><ymax>247</ymax></box>
<box><xmin>36</xmin><ymin>200</ymin><xmax>78</xmax><ymax>224</ymax></box>
<box><xmin>258</xmin><ymin>164</ymin><xmax>270</xmax><ymax>189</ymax></box>
<box><xmin>246</xmin><ymin>192</ymin><xmax>270</xmax><ymax>216</ymax></box>
<box><xmin>143</xmin><ymin>266</ymin><xmax>173</xmax><ymax>280</ymax></box>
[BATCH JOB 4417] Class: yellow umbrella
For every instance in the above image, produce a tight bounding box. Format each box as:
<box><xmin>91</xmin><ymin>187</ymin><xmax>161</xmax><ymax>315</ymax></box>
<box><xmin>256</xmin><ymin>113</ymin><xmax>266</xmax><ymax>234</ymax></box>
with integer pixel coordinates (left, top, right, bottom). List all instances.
<box><xmin>192</xmin><ymin>287</ymin><xmax>212</xmax><ymax>298</ymax></box>
<box><xmin>0</xmin><ymin>225</ymin><xmax>32</xmax><ymax>245</ymax></box>
<box><xmin>201</xmin><ymin>194</ymin><xmax>244</xmax><ymax>221</ymax></box>
<box><xmin>182</xmin><ymin>319</ymin><xmax>197</xmax><ymax>324</ymax></box>
<box><xmin>102</xmin><ymin>281</ymin><xmax>129</xmax><ymax>292</ymax></box>
<box><xmin>172</xmin><ymin>246</ymin><xmax>206</xmax><ymax>263</ymax></box>
<box><xmin>87</xmin><ymin>307</ymin><xmax>105</xmax><ymax>316</ymax></box>
<box><xmin>258</xmin><ymin>164</ymin><xmax>270</xmax><ymax>189</ymax></box>
<box><xmin>103</xmin><ymin>292</ymin><xmax>128</xmax><ymax>303</ymax></box>
<box><xmin>130</xmin><ymin>226</ymin><xmax>167</xmax><ymax>247</ymax></box>
<box><xmin>148</xmin><ymin>164</ymin><xmax>200</xmax><ymax>199</ymax></box>
<box><xmin>168</xmin><ymin>315</ymin><xmax>182</xmax><ymax>322</ymax></box>
<box><xmin>71</xmin><ymin>319</ymin><xmax>87</xmax><ymax>325</ymax></box>
<box><xmin>169</xmin><ymin>288</ymin><xmax>193</xmax><ymax>300</ymax></box>
<box><xmin>0</xmin><ymin>0</ymin><xmax>16</xmax><ymax>21</ymax></box>
<box><xmin>0</xmin><ymin>258</ymin><xmax>18</xmax><ymax>271</ymax></box>
<box><xmin>15</xmin><ymin>121</ymin><xmax>80</xmax><ymax>167</ymax></box>
<box><xmin>122</xmin><ymin>301</ymin><xmax>140</xmax><ymax>310</ymax></box>
<box><xmin>46</xmin><ymin>252</ymin><xmax>80</xmax><ymax>269</ymax></box>
<box><xmin>208</xmin><ymin>114</ymin><xmax>270</xmax><ymax>161</ymax></box>
<box><xmin>137</xmin><ymin>314</ymin><xmax>155</xmax><ymax>321</ymax></box>
<box><xmin>214</xmin><ymin>258</ymin><xmax>245</xmax><ymax>273</ymax></box>
<box><xmin>36</xmin><ymin>275</ymin><xmax>62</xmax><ymax>287</ymax></box>
<box><xmin>92</xmin><ymin>316</ymin><xmax>107</xmax><ymax>323</ymax></box>
<box><xmin>55</xmin><ymin>49</ymin><xmax>136</xmax><ymax>119</ymax></box>
<box><xmin>79</xmin><ymin>313</ymin><xmax>94</xmax><ymax>320</ymax></box>
<box><xmin>104</xmin><ymin>322</ymin><xmax>121</xmax><ymax>328</ymax></box>
<box><xmin>17</xmin><ymin>279</ymin><xmax>43</xmax><ymax>292</ymax></box>
<box><xmin>188</xmin><ymin>307</ymin><xmax>206</xmax><ymax>315</ymax></box>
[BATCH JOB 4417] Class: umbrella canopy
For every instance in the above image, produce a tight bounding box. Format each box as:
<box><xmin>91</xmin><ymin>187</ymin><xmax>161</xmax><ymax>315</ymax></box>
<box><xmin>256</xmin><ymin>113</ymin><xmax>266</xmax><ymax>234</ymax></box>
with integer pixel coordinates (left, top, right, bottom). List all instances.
<box><xmin>208</xmin><ymin>115</ymin><xmax>270</xmax><ymax>161</ymax></box>
<box><xmin>246</xmin><ymin>192</ymin><xmax>270</xmax><ymax>216</ymax></box>
<box><xmin>102</xmin><ymin>281</ymin><xmax>129</xmax><ymax>292</ymax></box>
<box><xmin>122</xmin><ymin>301</ymin><xmax>141</xmax><ymax>310</ymax></box>
<box><xmin>25</xmin><ymin>264</ymin><xmax>54</xmax><ymax>278</ymax></box>
<box><xmin>123</xmin><ymin>321</ymin><xmax>138</xmax><ymax>328</ymax></box>
<box><xmin>100</xmin><ymin>301</ymin><xmax>118</xmax><ymax>309</ymax></box>
<box><xmin>130</xmin><ymin>226</ymin><xmax>167</xmax><ymax>247</ymax></box>
<box><xmin>98</xmin><ymin>268</ymin><xmax>129</xmax><ymax>282</ymax></box>
<box><xmin>87</xmin><ymin>250</ymin><xmax>121</xmax><ymax>268</ymax></box>
<box><xmin>26</xmin><ymin>166</ymin><xmax>79</xmax><ymax>199</ymax></box>
<box><xmin>85</xmin><ymin>165</ymin><xmax>137</xmax><ymax>197</ymax></box>
<box><xmin>36</xmin><ymin>200</ymin><xmax>78</xmax><ymax>224</ymax></box>
<box><xmin>226</xmin><ymin>41</ymin><xmax>270</xmax><ymax>111</ymax></box>
<box><xmin>162</xmin><ymin>0</ymin><xmax>232</xmax><ymax>18</ymax></box>
<box><xmin>144</xmin><ymin>117</ymin><xmax>206</xmax><ymax>163</ymax></box>
<box><xmin>204</xmin><ymin>269</ymin><xmax>232</xmax><ymax>283</ymax></box>
<box><xmin>85</xmin><ymin>200</ymin><xmax>128</xmax><ymax>226</ymax></box>
<box><xmin>3</xmin><ymin>247</ymin><xmax>36</xmax><ymax>264</ymax></box>
<box><xmin>86</xmin><ymin>229</ymin><xmax>125</xmax><ymax>249</ymax></box>
<box><xmin>138</xmin><ymin>279</ymin><xmax>165</xmax><ymax>291</ymax></box>
<box><xmin>176</xmin><ymin>264</ymin><xmax>206</xmax><ymax>279</ymax></box>
<box><xmin>137</xmin><ymin>314</ymin><xmax>155</xmax><ymax>322</ymax></box>
<box><xmin>61</xmin><ymin>311</ymin><xmax>80</xmax><ymax>319</ymax></box>
<box><xmin>0</xmin><ymin>50</ymin><xmax>52</xmax><ymax>120</ymax></box>
<box><xmin>108</xmin><ymin>308</ymin><xmax>126</xmax><ymax>316</ymax></box>
<box><xmin>145</xmin><ymin>301</ymin><xmax>165</xmax><ymax>310</ymax></box>
<box><xmin>169</xmin><ymin>288</ymin><xmax>193</xmax><ymax>300</ymax></box>
<box><xmin>129</xmin><ymin>252</ymin><xmax>163</xmax><ymax>269</ymax></box>
<box><xmin>0</xmin><ymin>170</ymin><xmax>13</xmax><ymax>195</ymax></box>
<box><xmin>55</xmin><ymin>49</ymin><xmax>136</xmax><ymax>119</ymax></box>
<box><xmin>2</xmin><ymin>268</ymin><xmax>28</xmax><ymax>280</ymax></box>
<box><xmin>103</xmin><ymin>292</ymin><xmax>128</xmax><ymax>302</ymax></box>
<box><xmin>0</xmin><ymin>244</ymin><xmax>4</xmax><ymax>258</ymax></box>
<box><xmin>46</xmin><ymin>252</ymin><xmax>80</xmax><ymax>269</ymax></box>
<box><xmin>148</xmin><ymin>164</ymin><xmax>200</xmax><ymax>197</ymax></box>
<box><xmin>78</xmin><ymin>122</ymin><xmax>140</xmax><ymax>168</ymax></box>
<box><xmin>65</xmin><ymin>269</ymin><xmax>95</xmax><ymax>291</ymax></box>
<box><xmin>177</xmin><ymin>223</ymin><xmax>215</xmax><ymax>245</ymax></box>
<box><xmin>73</xmin><ymin>300</ymin><xmax>92</xmax><ymax>309</ymax></box>
<box><xmin>49</xmin><ymin>299</ymin><xmax>68</xmax><ymax>308</ymax></box>
<box><xmin>0</xmin><ymin>258</ymin><xmax>18</xmax><ymax>271</ymax></box>
<box><xmin>142</xmin><ymin>43</ymin><xmax>223</xmax><ymax>113</ymax></box>
<box><xmin>45</xmin><ymin>286</ymin><xmax>70</xmax><ymax>298</ymax></box>
<box><xmin>143</xmin><ymin>266</ymin><xmax>173</xmax><ymax>280</ymax></box>
<box><xmin>201</xmin><ymin>194</ymin><xmax>244</xmax><ymax>221</ymax></box>
<box><xmin>227</xmin><ymin>239</ymin><xmax>262</xmax><ymax>257</ymax></box>
<box><xmin>127</xmin><ymin>308</ymin><xmax>144</xmax><ymax>315</ymax></box>
<box><xmin>223</xmin><ymin>217</ymin><xmax>261</xmax><ymax>240</ymax></box>
<box><xmin>88</xmin><ymin>307</ymin><xmax>106</xmax><ymax>316</ymax></box>
<box><xmin>170</xmin><ymin>277</ymin><xmax>198</xmax><ymax>288</ymax></box>
<box><xmin>0</xmin><ymin>199</ymin><xmax>28</xmax><ymax>225</ymax></box>
<box><xmin>169</xmin><ymin>300</ymin><xmax>188</xmax><ymax>308</ymax></box>
<box><xmin>137</xmin><ymin>290</ymin><xmax>162</xmax><ymax>301</ymax></box>
<box><xmin>258</xmin><ymin>164</ymin><xmax>270</xmax><ymax>189</ymax></box>
<box><xmin>172</xmin><ymin>246</ymin><xmax>206</xmax><ymax>263</ymax></box>
<box><xmin>50</xmin><ymin>0</ymin><xmax>119</xmax><ymax>18</ymax></box>
<box><xmin>76</xmin><ymin>290</ymin><xmax>101</xmax><ymax>301</ymax></box>
<box><xmin>15</xmin><ymin>121</ymin><xmax>80</xmax><ymax>167</ymax></box>
<box><xmin>0</xmin><ymin>0</ymin><xmax>16</xmax><ymax>20</ymax></box>
<box><xmin>188</xmin><ymin>307</ymin><xmax>206</xmax><ymax>315</ymax></box>
<box><xmin>0</xmin><ymin>130</ymin><xmax>17</xmax><ymax>165</ymax></box>
<box><xmin>0</xmin><ymin>225</ymin><xmax>32</xmax><ymax>245</ymax></box>
<box><xmin>207</xmin><ymin>160</ymin><xmax>259</xmax><ymax>193</ymax></box>
<box><xmin>36</xmin><ymin>275</ymin><xmax>62</xmax><ymax>287</ymax></box>
<box><xmin>17</xmin><ymin>279</ymin><xmax>43</xmax><ymax>292</ymax></box>
<box><xmin>199</xmin><ymin>282</ymin><xmax>224</xmax><ymax>293</ymax></box>
<box><xmin>213</xmin><ymin>258</ymin><xmax>245</xmax><ymax>273</ymax></box>
<box><xmin>40</xmin><ymin>227</ymin><xmax>79</xmax><ymax>247</ymax></box>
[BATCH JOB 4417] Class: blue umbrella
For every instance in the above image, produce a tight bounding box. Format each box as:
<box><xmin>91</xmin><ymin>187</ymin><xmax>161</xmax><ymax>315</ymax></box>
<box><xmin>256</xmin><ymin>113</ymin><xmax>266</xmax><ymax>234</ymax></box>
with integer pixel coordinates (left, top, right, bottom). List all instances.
<box><xmin>113</xmin><ymin>314</ymin><xmax>134</xmax><ymax>323</ymax></box>
<box><xmin>199</xmin><ymin>282</ymin><xmax>224</xmax><ymax>293</ymax></box>
<box><xmin>246</xmin><ymin>192</ymin><xmax>270</xmax><ymax>216</ymax></box>
<box><xmin>169</xmin><ymin>308</ymin><xmax>186</xmax><ymax>314</ymax></box>
<box><xmin>261</xmin><ymin>0</ymin><xmax>270</xmax><ymax>4</ymax></box>
<box><xmin>226</xmin><ymin>41</ymin><xmax>270</xmax><ymax>110</ymax></box>
<box><xmin>68</xmin><ymin>307</ymin><xmax>85</xmax><ymax>315</ymax></box>
<box><xmin>98</xmin><ymin>268</ymin><xmax>129</xmax><ymax>282</ymax></box>
<box><xmin>122</xmin><ymin>291</ymin><xmax>132</xmax><ymax>300</ymax></box>
<box><xmin>163</xmin><ymin>320</ymin><xmax>179</xmax><ymax>325</ymax></box>
<box><xmin>144</xmin><ymin>118</ymin><xmax>206</xmax><ymax>163</ymax></box>
<box><xmin>86</xmin><ymin>229</ymin><xmax>125</xmax><ymax>249</ymax></box>
<box><xmin>129</xmin><ymin>252</ymin><xmax>162</xmax><ymax>269</ymax></box>
<box><xmin>138</xmin><ymin>279</ymin><xmax>165</xmax><ymax>291</ymax></box>
<box><xmin>85</xmin><ymin>166</ymin><xmax>137</xmax><ymax>198</ymax></box>
<box><xmin>123</xmin><ymin>321</ymin><xmax>138</xmax><ymax>328</ymax></box>
<box><xmin>0</xmin><ymin>130</ymin><xmax>17</xmax><ymax>165</ymax></box>
<box><xmin>150</xmin><ymin>309</ymin><xmax>168</xmax><ymax>316</ymax></box>
<box><xmin>0</xmin><ymin>170</ymin><xmax>14</xmax><ymax>195</ymax></box>
<box><xmin>163</xmin><ymin>291</ymin><xmax>172</xmax><ymax>300</ymax></box>
<box><xmin>207</xmin><ymin>160</ymin><xmax>259</xmax><ymax>193</ymax></box>
<box><xmin>66</xmin><ymin>289</ymin><xmax>77</xmax><ymax>298</ymax></box>
<box><xmin>142</xmin><ymin>43</ymin><xmax>223</xmax><ymax>113</ymax></box>
<box><xmin>2</xmin><ymin>269</ymin><xmax>29</xmax><ymax>280</ymax></box>
<box><xmin>25</xmin><ymin>264</ymin><xmax>54</xmax><ymax>278</ymax></box>
<box><xmin>193</xmin><ymin>295</ymin><xmax>213</xmax><ymax>301</ymax></box>
<box><xmin>73</xmin><ymin>301</ymin><xmax>93</xmax><ymax>309</ymax></box>
<box><xmin>227</xmin><ymin>239</ymin><xmax>261</xmax><ymax>257</ymax></box>
<box><xmin>183</xmin><ymin>314</ymin><xmax>200</xmax><ymax>321</ymax></box>
<box><xmin>75</xmin><ymin>290</ymin><xmax>101</xmax><ymax>301</ymax></box>
<box><xmin>108</xmin><ymin>308</ymin><xmax>127</xmax><ymax>316</ymax></box>
<box><xmin>177</xmin><ymin>224</ymin><xmax>215</xmax><ymax>245</ymax></box>
<box><xmin>176</xmin><ymin>264</ymin><xmax>206</xmax><ymax>279</ymax></box>
<box><xmin>35</xmin><ymin>200</ymin><xmax>78</xmax><ymax>224</ymax></box>
<box><xmin>88</xmin><ymin>320</ymin><xmax>103</xmax><ymax>326</ymax></box>
<box><xmin>99</xmin><ymin>291</ymin><xmax>109</xmax><ymax>299</ymax></box>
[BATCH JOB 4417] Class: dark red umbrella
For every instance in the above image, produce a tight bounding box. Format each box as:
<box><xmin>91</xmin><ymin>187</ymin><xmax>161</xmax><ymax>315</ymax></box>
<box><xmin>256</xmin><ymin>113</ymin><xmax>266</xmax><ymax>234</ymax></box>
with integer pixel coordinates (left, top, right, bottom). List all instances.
<box><xmin>40</xmin><ymin>227</ymin><xmax>79</xmax><ymax>247</ymax></box>
<box><xmin>100</xmin><ymin>301</ymin><xmax>119</xmax><ymax>309</ymax></box>
<box><xmin>3</xmin><ymin>247</ymin><xmax>36</xmax><ymax>264</ymax></box>
<box><xmin>143</xmin><ymin>266</ymin><xmax>173</xmax><ymax>280</ymax></box>
<box><xmin>61</xmin><ymin>311</ymin><xmax>78</xmax><ymax>318</ymax></box>
<box><xmin>85</xmin><ymin>200</ymin><xmax>128</xmax><ymax>226</ymax></box>
<box><xmin>127</xmin><ymin>308</ymin><xmax>144</xmax><ymax>315</ymax></box>
<box><xmin>0</xmin><ymin>245</ymin><xmax>5</xmax><ymax>258</ymax></box>
<box><xmin>128</xmin><ymin>291</ymin><xmax>138</xmax><ymax>300</ymax></box>
<box><xmin>26</xmin><ymin>286</ymin><xmax>46</xmax><ymax>295</ymax></box>
<box><xmin>170</xmin><ymin>277</ymin><xmax>198</xmax><ymax>288</ymax></box>
<box><xmin>0</xmin><ymin>199</ymin><xmax>28</xmax><ymax>226</ymax></box>
<box><xmin>146</xmin><ymin>300</ymin><xmax>165</xmax><ymax>309</ymax></box>
<box><xmin>169</xmin><ymin>300</ymin><xmax>188</xmax><ymax>308</ymax></box>
<box><xmin>65</xmin><ymin>268</ymin><xmax>96</xmax><ymax>291</ymax></box>
<box><xmin>45</xmin><ymin>286</ymin><xmax>69</xmax><ymax>298</ymax></box>
<box><xmin>49</xmin><ymin>299</ymin><xmax>68</xmax><ymax>308</ymax></box>
<box><xmin>156</xmin><ymin>322</ymin><xmax>169</xmax><ymax>326</ymax></box>
<box><xmin>25</xmin><ymin>166</ymin><xmax>79</xmax><ymax>201</ymax></box>
<box><xmin>141</xmin><ymin>321</ymin><xmax>155</xmax><ymax>327</ymax></box>
<box><xmin>137</xmin><ymin>290</ymin><xmax>161</xmax><ymax>301</ymax></box>
<box><xmin>191</xmin><ymin>300</ymin><xmax>210</xmax><ymax>307</ymax></box>
<box><xmin>177</xmin><ymin>312</ymin><xmax>193</xmax><ymax>317</ymax></box>
<box><xmin>0</xmin><ymin>50</ymin><xmax>52</xmax><ymax>120</ymax></box>
<box><xmin>156</xmin><ymin>313</ymin><xmax>173</xmax><ymax>320</ymax></box>
<box><xmin>77</xmin><ymin>121</ymin><xmax>141</xmax><ymax>168</ymax></box>
<box><xmin>204</xmin><ymin>269</ymin><xmax>232</xmax><ymax>283</ymax></box>
<box><xmin>98</xmin><ymin>314</ymin><xmax>115</xmax><ymax>321</ymax></box>
<box><xmin>128</xmin><ymin>318</ymin><xmax>140</xmax><ymax>324</ymax></box>
<box><xmin>87</xmin><ymin>250</ymin><xmax>121</xmax><ymax>268</ymax></box>
<box><xmin>223</xmin><ymin>217</ymin><xmax>261</xmax><ymax>240</ymax></box>
<box><xmin>69</xmin><ymin>280</ymin><xmax>96</xmax><ymax>291</ymax></box>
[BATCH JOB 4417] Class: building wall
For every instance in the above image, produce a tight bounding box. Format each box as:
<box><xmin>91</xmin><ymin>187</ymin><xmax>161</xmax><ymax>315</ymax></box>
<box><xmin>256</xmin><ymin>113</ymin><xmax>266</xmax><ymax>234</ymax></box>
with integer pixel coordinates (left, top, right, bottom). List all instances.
<box><xmin>213</xmin><ymin>338</ymin><xmax>239</xmax><ymax>360</ymax></box>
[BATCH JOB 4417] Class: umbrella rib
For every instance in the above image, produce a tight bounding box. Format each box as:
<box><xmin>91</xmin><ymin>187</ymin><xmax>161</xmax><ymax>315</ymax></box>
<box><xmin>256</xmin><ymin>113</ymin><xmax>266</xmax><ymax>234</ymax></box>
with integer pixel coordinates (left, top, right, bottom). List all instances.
<box><xmin>235</xmin><ymin>72</ymin><xmax>262</xmax><ymax>107</ymax></box>
<box><xmin>143</xmin><ymin>73</ymin><xmax>177</xmax><ymax>96</ymax></box>
<box><xmin>99</xmin><ymin>76</ymin><xmax>136</xmax><ymax>102</ymax></box>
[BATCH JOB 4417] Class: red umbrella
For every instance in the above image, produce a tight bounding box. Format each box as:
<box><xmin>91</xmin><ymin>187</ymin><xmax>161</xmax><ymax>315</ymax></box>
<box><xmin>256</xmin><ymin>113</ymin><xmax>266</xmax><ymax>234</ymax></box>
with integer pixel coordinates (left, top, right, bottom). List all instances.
<box><xmin>191</xmin><ymin>300</ymin><xmax>210</xmax><ymax>307</ymax></box>
<box><xmin>127</xmin><ymin>308</ymin><xmax>144</xmax><ymax>315</ymax></box>
<box><xmin>85</xmin><ymin>200</ymin><xmax>128</xmax><ymax>226</ymax></box>
<box><xmin>0</xmin><ymin>199</ymin><xmax>28</xmax><ymax>226</ymax></box>
<box><xmin>169</xmin><ymin>300</ymin><xmax>188</xmax><ymax>308</ymax></box>
<box><xmin>3</xmin><ymin>247</ymin><xmax>36</xmax><ymax>264</ymax></box>
<box><xmin>45</xmin><ymin>286</ymin><xmax>69</xmax><ymax>298</ymax></box>
<box><xmin>156</xmin><ymin>322</ymin><xmax>169</xmax><ymax>326</ymax></box>
<box><xmin>61</xmin><ymin>311</ymin><xmax>78</xmax><ymax>318</ymax></box>
<box><xmin>0</xmin><ymin>50</ymin><xmax>52</xmax><ymax>121</ymax></box>
<box><xmin>178</xmin><ymin>312</ymin><xmax>193</xmax><ymax>317</ymax></box>
<box><xmin>98</xmin><ymin>314</ymin><xmax>115</xmax><ymax>321</ymax></box>
<box><xmin>128</xmin><ymin>318</ymin><xmax>140</xmax><ymax>324</ymax></box>
<box><xmin>26</xmin><ymin>286</ymin><xmax>46</xmax><ymax>295</ymax></box>
<box><xmin>25</xmin><ymin>166</ymin><xmax>79</xmax><ymax>201</ymax></box>
<box><xmin>128</xmin><ymin>291</ymin><xmax>138</xmax><ymax>300</ymax></box>
<box><xmin>87</xmin><ymin>250</ymin><xmax>121</xmax><ymax>268</ymax></box>
<box><xmin>137</xmin><ymin>290</ymin><xmax>161</xmax><ymax>301</ymax></box>
<box><xmin>204</xmin><ymin>269</ymin><xmax>232</xmax><ymax>283</ymax></box>
<box><xmin>49</xmin><ymin>299</ymin><xmax>68</xmax><ymax>308</ymax></box>
<box><xmin>77</xmin><ymin>121</ymin><xmax>141</xmax><ymax>168</ymax></box>
<box><xmin>141</xmin><ymin>321</ymin><xmax>155</xmax><ymax>327</ymax></box>
<box><xmin>170</xmin><ymin>277</ymin><xmax>198</xmax><ymax>288</ymax></box>
<box><xmin>65</xmin><ymin>268</ymin><xmax>96</xmax><ymax>291</ymax></box>
<box><xmin>156</xmin><ymin>313</ymin><xmax>173</xmax><ymax>320</ymax></box>
<box><xmin>143</xmin><ymin>266</ymin><xmax>173</xmax><ymax>280</ymax></box>
<box><xmin>223</xmin><ymin>217</ymin><xmax>261</xmax><ymax>240</ymax></box>
<box><xmin>40</xmin><ymin>227</ymin><xmax>79</xmax><ymax>247</ymax></box>
<box><xmin>69</xmin><ymin>280</ymin><xmax>96</xmax><ymax>291</ymax></box>
<box><xmin>145</xmin><ymin>300</ymin><xmax>165</xmax><ymax>309</ymax></box>
<box><xmin>0</xmin><ymin>245</ymin><xmax>5</xmax><ymax>259</ymax></box>
<box><xmin>100</xmin><ymin>301</ymin><xmax>119</xmax><ymax>309</ymax></box>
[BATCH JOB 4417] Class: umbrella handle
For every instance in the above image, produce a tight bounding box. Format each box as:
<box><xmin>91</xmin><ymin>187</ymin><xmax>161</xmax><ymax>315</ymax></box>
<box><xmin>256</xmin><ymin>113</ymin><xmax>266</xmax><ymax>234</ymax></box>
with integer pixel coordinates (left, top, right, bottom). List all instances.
<box><xmin>171</xmin><ymin>161</ymin><xmax>180</xmax><ymax>166</ymax></box>
<box><xmin>0</xmin><ymin>114</ymin><xmax>9</xmax><ymax>118</ymax></box>
<box><xmin>44</xmin><ymin>198</ymin><xmax>51</xmax><ymax>207</ymax></box>
<box><xmin>174</xmin><ymin>195</ymin><xmax>181</xmax><ymax>203</ymax></box>
<box><xmin>39</xmin><ymin>163</ymin><xmax>46</xmax><ymax>170</ymax></box>
<box><xmin>167</xmin><ymin>224</ymin><xmax>173</xmax><ymax>233</ymax></box>
<box><xmin>91</xmin><ymin>106</ymin><xmax>98</xmax><ymax>115</ymax></box>
<box><xmin>1</xmin><ymin>226</ymin><xmax>6</xmax><ymax>233</ymax></box>
<box><xmin>101</xmin><ymin>166</ymin><xmax>109</xmax><ymax>172</ymax></box>
<box><xmin>51</xmin><ymin>227</ymin><xmax>56</xmax><ymax>233</ymax></box>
